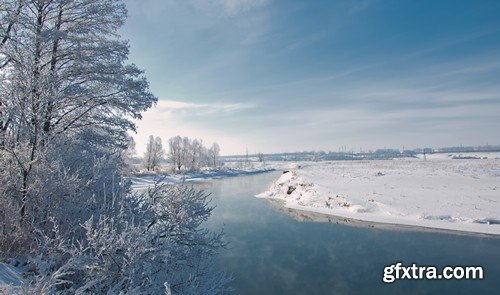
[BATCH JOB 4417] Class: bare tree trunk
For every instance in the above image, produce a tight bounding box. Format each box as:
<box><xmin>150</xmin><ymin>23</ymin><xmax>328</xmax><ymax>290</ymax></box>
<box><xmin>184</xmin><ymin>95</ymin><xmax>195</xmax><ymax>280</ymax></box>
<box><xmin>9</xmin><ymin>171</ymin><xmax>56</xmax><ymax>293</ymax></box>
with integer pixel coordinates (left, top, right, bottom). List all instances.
<box><xmin>43</xmin><ymin>2</ymin><xmax>63</xmax><ymax>134</ymax></box>
<box><xmin>20</xmin><ymin>0</ymin><xmax>45</xmax><ymax>223</ymax></box>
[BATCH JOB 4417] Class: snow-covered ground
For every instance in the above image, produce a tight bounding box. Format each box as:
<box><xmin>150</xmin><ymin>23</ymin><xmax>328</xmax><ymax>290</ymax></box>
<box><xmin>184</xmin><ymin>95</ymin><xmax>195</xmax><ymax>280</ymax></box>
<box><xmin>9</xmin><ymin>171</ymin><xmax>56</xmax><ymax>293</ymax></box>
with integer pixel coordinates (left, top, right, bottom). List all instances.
<box><xmin>257</xmin><ymin>155</ymin><xmax>500</xmax><ymax>235</ymax></box>
<box><xmin>129</xmin><ymin>166</ymin><xmax>282</xmax><ymax>190</ymax></box>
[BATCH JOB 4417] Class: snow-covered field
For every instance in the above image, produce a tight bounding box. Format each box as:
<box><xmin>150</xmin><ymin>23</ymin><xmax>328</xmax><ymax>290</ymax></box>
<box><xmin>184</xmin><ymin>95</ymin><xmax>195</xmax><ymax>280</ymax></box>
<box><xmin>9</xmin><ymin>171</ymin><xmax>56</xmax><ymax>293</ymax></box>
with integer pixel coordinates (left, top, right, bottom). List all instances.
<box><xmin>257</xmin><ymin>154</ymin><xmax>500</xmax><ymax>235</ymax></box>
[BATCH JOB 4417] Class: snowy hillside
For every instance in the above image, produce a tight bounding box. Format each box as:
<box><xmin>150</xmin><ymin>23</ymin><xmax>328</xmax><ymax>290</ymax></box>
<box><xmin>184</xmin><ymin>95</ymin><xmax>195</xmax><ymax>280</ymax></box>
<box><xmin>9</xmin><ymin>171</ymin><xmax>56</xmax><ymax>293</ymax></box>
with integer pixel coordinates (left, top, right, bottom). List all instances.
<box><xmin>257</xmin><ymin>156</ymin><xmax>500</xmax><ymax>235</ymax></box>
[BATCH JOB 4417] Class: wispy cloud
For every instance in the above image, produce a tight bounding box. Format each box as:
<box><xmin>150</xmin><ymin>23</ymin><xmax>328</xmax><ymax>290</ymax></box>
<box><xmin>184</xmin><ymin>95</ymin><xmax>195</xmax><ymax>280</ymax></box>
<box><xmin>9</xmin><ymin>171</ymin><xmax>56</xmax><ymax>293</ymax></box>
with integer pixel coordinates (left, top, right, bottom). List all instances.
<box><xmin>190</xmin><ymin>0</ymin><xmax>270</xmax><ymax>16</ymax></box>
<box><xmin>154</xmin><ymin>99</ymin><xmax>255</xmax><ymax>115</ymax></box>
<box><xmin>348</xmin><ymin>0</ymin><xmax>373</xmax><ymax>15</ymax></box>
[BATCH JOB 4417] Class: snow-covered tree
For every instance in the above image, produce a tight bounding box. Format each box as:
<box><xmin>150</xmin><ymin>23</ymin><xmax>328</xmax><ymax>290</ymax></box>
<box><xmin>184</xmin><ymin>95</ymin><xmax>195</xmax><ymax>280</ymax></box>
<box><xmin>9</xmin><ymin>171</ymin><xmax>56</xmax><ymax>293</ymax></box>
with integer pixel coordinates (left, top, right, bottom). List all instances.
<box><xmin>181</xmin><ymin>136</ymin><xmax>191</xmax><ymax>170</ymax></box>
<box><xmin>208</xmin><ymin>143</ymin><xmax>221</xmax><ymax>168</ymax></box>
<box><xmin>0</xmin><ymin>1</ymin><xmax>230</xmax><ymax>293</ymax></box>
<box><xmin>168</xmin><ymin>136</ymin><xmax>222</xmax><ymax>172</ymax></box>
<box><xmin>0</xmin><ymin>0</ymin><xmax>24</xmax><ymax>70</ymax></box>
<box><xmin>122</xmin><ymin>134</ymin><xmax>137</xmax><ymax>173</ymax></box>
<box><xmin>143</xmin><ymin>135</ymin><xmax>164</xmax><ymax>171</ymax></box>
<box><xmin>0</xmin><ymin>0</ymin><xmax>156</xmax><ymax>228</ymax></box>
<box><xmin>188</xmin><ymin>138</ymin><xmax>203</xmax><ymax>171</ymax></box>
<box><xmin>152</xmin><ymin>137</ymin><xmax>165</xmax><ymax>170</ymax></box>
<box><xmin>168</xmin><ymin>136</ymin><xmax>184</xmax><ymax>172</ymax></box>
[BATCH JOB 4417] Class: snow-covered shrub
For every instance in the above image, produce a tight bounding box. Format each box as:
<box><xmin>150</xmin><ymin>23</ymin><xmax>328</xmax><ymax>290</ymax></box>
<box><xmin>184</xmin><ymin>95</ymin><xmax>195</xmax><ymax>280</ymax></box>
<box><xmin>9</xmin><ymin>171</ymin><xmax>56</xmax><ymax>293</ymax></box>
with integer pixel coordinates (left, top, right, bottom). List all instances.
<box><xmin>0</xmin><ymin>129</ymin><xmax>127</xmax><ymax>255</ymax></box>
<box><xmin>19</xmin><ymin>181</ymin><xmax>231</xmax><ymax>294</ymax></box>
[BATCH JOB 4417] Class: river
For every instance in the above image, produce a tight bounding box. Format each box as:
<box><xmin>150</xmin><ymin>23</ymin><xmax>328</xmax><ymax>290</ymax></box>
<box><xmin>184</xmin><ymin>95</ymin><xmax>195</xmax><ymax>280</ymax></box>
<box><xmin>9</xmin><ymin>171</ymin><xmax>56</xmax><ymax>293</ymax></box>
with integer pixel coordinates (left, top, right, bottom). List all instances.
<box><xmin>195</xmin><ymin>171</ymin><xmax>500</xmax><ymax>294</ymax></box>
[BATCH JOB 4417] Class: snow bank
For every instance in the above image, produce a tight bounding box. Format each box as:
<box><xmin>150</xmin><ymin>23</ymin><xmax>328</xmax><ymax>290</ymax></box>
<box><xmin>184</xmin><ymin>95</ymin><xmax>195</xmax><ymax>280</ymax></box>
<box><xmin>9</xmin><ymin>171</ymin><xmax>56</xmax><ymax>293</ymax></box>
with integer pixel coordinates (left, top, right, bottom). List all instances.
<box><xmin>129</xmin><ymin>167</ymin><xmax>276</xmax><ymax>190</ymax></box>
<box><xmin>257</xmin><ymin>158</ymin><xmax>500</xmax><ymax>235</ymax></box>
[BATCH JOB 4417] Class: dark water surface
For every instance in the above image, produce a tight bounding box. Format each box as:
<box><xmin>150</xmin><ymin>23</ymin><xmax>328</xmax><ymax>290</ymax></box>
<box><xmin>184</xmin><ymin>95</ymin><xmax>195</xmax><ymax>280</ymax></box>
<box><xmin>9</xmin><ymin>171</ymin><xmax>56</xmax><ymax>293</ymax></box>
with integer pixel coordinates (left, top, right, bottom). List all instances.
<box><xmin>197</xmin><ymin>172</ymin><xmax>500</xmax><ymax>295</ymax></box>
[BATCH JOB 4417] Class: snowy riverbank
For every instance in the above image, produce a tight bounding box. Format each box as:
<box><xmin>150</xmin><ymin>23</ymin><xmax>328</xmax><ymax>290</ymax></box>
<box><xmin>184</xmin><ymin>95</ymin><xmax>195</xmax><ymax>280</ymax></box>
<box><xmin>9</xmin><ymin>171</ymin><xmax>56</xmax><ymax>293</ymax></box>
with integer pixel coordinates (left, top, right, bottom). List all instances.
<box><xmin>257</xmin><ymin>156</ymin><xmax>500</xmax><ymax>235</ymax></box>
<box><xmin>129</xmin><ymin>166</ymin><xmax>279</xmax><ymax>190</ymax></box>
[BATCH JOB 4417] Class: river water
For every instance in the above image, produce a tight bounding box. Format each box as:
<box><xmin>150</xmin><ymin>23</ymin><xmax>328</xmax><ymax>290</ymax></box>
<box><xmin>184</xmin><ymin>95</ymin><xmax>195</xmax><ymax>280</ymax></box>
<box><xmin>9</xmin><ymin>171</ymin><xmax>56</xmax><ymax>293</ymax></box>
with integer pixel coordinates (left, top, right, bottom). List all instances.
<box><xmin>196</xmin><ymin>171</ymin><xmax>500</xmax><ymax>294</ymax></box>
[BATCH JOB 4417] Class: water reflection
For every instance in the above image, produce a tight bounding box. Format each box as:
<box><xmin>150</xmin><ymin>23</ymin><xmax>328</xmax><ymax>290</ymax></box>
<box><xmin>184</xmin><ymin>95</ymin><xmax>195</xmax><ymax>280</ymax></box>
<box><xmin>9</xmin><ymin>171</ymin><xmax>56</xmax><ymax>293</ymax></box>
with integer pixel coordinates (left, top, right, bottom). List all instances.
<box><xmin>264</xmin><ymin>199</ymin><xmax>497</xmax><ymax>238</ymax></box>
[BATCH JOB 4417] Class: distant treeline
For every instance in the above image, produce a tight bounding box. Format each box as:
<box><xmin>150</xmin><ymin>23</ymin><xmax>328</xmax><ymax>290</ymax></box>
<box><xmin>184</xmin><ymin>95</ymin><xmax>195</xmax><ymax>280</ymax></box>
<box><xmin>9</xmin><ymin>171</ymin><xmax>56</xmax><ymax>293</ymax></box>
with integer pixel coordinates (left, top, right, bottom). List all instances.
<box><xmin>223</xmin><ymin>144</ymin><xmax>500</xmax><ymax>162</ymax></box>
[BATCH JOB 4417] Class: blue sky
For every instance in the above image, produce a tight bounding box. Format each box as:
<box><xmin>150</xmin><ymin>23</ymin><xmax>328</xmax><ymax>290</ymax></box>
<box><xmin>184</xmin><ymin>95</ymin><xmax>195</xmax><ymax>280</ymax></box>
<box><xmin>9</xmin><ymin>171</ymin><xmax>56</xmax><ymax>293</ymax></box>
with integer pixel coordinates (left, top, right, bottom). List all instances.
<box><xmin>122</xmin><ymin>0</ymin><xmax>500</xmax><ymax>155</ymax></box>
